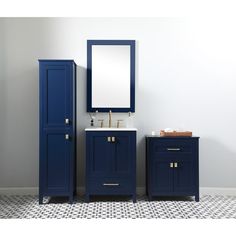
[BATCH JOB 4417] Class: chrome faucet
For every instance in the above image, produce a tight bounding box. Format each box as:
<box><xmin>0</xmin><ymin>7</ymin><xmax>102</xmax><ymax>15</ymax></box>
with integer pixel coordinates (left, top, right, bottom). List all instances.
<box><xmin>108</xmin><ymin>110</ymin><xmax>112</xmax><ymax>128</ymax></box>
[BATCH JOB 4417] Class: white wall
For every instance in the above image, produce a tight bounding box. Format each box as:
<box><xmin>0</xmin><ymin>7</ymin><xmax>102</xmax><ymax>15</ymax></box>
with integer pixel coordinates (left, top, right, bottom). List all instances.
<box><xmin>0</xmin><ymin>17</ymin><xmax>236</xmax><ymax>190</ymax></box>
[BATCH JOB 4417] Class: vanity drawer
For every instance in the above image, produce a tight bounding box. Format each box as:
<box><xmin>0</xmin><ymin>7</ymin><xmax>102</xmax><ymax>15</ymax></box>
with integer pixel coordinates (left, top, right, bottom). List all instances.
<box><xmin>88</xmin><ymin>177</ymin><xmax>133</xmax><ymax>195</ymax></box>
<box><xmin>151</xmin><ymin>139</ymin><xmax>194</xmax><ymax>154</ymax></box>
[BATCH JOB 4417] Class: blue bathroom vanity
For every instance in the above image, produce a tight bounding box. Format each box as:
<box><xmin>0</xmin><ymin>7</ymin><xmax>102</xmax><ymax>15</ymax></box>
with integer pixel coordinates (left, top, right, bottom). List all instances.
<box><xmin>146</xmin><ymin>136</ymin><xmax>200</xmax><ymax>201</ymax></box>
<box><xmin>39</xmin><ymin>60</ymin><xmax>77</xmax><ymax>204</ymax></box>
<box><xmin>85</xmin><ymin>128</ymin><xmax>137</xmax><ymax>203</ymax></box>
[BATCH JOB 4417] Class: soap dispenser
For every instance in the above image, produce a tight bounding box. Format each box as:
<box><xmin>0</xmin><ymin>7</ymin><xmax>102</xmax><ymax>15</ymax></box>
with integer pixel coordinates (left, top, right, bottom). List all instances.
<box><xmin>89</xmin><ymin>110</ymin><xmax>98</xmax><ymax>127</ymax></box>
<box><xmin>126</xmin><ymin>112</ymin><xmax>134</xmax><ymax>128</ymax></box>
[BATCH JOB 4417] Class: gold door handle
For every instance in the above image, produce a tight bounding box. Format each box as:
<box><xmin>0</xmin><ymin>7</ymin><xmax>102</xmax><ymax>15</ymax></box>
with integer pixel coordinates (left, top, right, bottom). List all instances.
<box><xmin>174</xmin><ymin>162</ymin><xmax>178</xmax><ymax>168</ymax></box>
<box><xmin>170</xmin><ymin>162</ymin><xmax>174</xmax><ymax>168</ymax></box>
<box><xmin>111</xmin><ymin>136</ymin><xmax>116</xmax><ymax>142</ymax></box>
<box><xmin>65</xmin><ymin>118</ymin><xmax>69</xmax><ymax>124</ymax></box>
<box><xmin>107</xmin><ymin>136</ymin><xmax>111</xmax><ymax>142</ymax></box>
<box><xmin>65</xmin><ymin>134</ymin><xmax>70</xmax><ymax>140</ymax></box>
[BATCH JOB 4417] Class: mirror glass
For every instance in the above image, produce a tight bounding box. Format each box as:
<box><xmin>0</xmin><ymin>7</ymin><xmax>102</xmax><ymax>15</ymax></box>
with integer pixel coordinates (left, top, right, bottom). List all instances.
<box><xmin>92</xmin><ymin>45</ymin><xmax>130</xmax><ymax>108</ymax></box>
<box><xmin>87</xmin><ymin>40</ymin><xmax>135</xmax><ymax>112</ymax></box>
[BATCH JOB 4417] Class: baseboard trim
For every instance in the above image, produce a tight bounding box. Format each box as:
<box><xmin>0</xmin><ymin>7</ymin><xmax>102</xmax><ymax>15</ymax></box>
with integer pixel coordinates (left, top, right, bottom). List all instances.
<box><xmin>0</xmin><ymin>187</ymin><xmax>145</xmax><ymax>196</ymax></box>
<box><xmin>137</xmin><ymin>187</ymin><xmax>236</xmax><ymax>196</ymax></box>
<box><xmin>200</xmin><ymin>187</ymin><xmax>236</xmax><ymax>196</ymax></box>
<box><xmin>137</xmin><ymin>187</ymin><xmax>145</xmax><ymax>195</ymax></box>
<box><xmin>1</xmin><ymin>187</ymin><xmax>236</xmax><ymax>196</ymax></box>
<box><xmin>0</xmin><ymin>187</ymin><xmax>38</xmax><ymax>195</ymax></box>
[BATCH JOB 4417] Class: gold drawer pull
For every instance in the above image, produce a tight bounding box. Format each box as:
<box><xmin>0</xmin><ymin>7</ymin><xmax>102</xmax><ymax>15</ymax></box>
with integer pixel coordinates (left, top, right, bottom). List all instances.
<box><xmin>170</xmin><ymin>162</ymin><xmax>174</xmax><ymax>168</ymax></box>
<box><xmin>107</xmin><ymin>136</ymin><xmax>111</xmax><ymax>142</ymax></box>
<box><xmin>111</xmin><ymin>136</ymin><xmax>116</xmax><ymax>142</ymax></box>
<box><xmin>174</xmin><ymin>162</ymin><xmax>178</xmax><ymax>168</ymax></box>
<box><xmin>103</xmin><ymin>183</ymin><xmax>120</xmax><ymax>186</ymax></box>
<box><xmin>167</xmin><ymin>148</ymin><xmax>181</xmax><ymax>151</ymax></box>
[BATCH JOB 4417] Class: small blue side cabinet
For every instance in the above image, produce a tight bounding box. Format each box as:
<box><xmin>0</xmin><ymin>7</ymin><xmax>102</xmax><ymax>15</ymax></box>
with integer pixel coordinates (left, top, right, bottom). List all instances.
<box><xmin>39</xmin><ymin>60</ymin><xmax>76</xmax><ymax>204</ymax></box>
<box><xmin>146</xmin><ymin>136</ymin><xmax>200</xmax><ymax>201</ymax></box>
<box><xmin>86</xmin><ymin>131</ymin><xmax>137</xmax><ymax>202</ymax></box>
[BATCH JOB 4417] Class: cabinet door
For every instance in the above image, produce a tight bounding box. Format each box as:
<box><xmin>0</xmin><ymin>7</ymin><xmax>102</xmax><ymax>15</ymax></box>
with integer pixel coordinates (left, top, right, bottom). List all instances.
<box><xmin>86</xmin><ymin>132</ymin><xmax>112</xmax><ymax>177</ymax></box>
<box><xmin>111</xmin><ymin>132</ymin><xmax>135</xmax><ymax>178</ymax></box>
<box><xmin>41</xmin><ymin>132</ymin><xmax>71</xmax><ymax>194</ymax></box>
<box><xmin>173</xmin><ymin>160</ymin><xmax>195</xmax><ymax>194</ymax></box>
<box><xmin>39</xmin><ymin>62</ymin><xmax>74</xmax><ymax>195</ymax></box>
<box><xmin>151</xmin><ymin>159</ymin><xmax>173</xmax><ymax>194</ymax></box>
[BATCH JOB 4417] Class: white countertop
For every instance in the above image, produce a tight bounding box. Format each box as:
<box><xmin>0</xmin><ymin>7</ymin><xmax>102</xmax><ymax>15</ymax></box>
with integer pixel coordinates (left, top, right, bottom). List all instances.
<box><xmin>85</xmin><ymin>127</ymin><xmax>137</xmax><ymax>131</ymax></box>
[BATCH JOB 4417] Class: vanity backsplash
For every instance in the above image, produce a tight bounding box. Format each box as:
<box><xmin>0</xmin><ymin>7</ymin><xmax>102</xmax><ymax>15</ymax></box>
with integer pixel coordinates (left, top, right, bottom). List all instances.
<box><xmin>88</xmin><ymin>112</ymin><xmax>134</xmax><ymax>128</ymax></box>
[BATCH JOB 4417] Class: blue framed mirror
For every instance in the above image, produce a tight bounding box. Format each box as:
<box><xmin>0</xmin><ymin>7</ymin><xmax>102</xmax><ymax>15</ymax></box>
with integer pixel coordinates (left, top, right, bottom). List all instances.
<box><xmin>87</xmin><ymin>40</ymin><xmax>135</xmax><ymax>112</ymax></box>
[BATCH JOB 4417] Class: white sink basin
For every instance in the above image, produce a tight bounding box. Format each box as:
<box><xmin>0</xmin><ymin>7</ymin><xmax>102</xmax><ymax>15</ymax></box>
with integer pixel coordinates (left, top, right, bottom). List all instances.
<box><xmin>85</xmin><ymin>127</ymin><xmax>137</xmax><ymax>131</ymax></box>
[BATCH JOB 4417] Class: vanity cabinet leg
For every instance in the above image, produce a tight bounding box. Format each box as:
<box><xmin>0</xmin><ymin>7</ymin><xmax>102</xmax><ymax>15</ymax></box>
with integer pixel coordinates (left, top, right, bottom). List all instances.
<box><xmin>195</xmin><ymin>194</ymin><xmax>200</xmax><ymax>202</ymax></box>
<box><xmin>39</xmin><ymin>195</ymin><xmax>43</xmax><ymax>205</ymax></box>
<box><xmin>85</xmin><ymin>194</ymin><xmax>90</xmax><ymax>203</ymax></box>
<box><xmin>148</xmin><ymin>195</ymin><xmax>152</xmax><ymax>201</ymax></box>
<box><xmin>69</xmin><ymin>195</ymin><xmax>74</xmax><ymax>204</ymax></box>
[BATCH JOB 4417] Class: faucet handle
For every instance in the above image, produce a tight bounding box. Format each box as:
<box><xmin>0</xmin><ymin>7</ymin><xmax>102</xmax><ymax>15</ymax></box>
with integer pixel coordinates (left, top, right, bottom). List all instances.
<box><xmin>116</xmin><ymin>120</ymin><xmax>123</xmax><ymax>128</ymax></box>
<box><xmin>98</xmin><ymin>119</ymin><xmax>104</xmax><ymax>128</ymax></box>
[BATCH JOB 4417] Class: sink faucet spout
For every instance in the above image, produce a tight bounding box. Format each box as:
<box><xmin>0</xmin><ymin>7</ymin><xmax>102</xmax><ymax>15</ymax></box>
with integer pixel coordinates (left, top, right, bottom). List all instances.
<box><xmin>109</xmin><ymin>110</ymin><xmax>112</xmax><ymax>128</ymax></box>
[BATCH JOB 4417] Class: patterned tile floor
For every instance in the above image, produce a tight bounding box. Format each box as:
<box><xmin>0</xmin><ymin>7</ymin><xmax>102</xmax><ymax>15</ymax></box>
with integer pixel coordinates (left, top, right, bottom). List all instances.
<box><xmin>0</xmin><ymin>195</ymin><xmax>236</xmax><ymax>219</ymax></box>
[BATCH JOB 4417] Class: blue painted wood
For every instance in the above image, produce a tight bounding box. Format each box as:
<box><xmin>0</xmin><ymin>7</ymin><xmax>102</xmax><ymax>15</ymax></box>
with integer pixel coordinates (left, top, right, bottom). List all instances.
<box><xmin>87</xmin><ymin>40</ymin><xmax>135</xmax><ymax>113</ymax></box>
<box><xmin>146</xmin><ymin>137</ymin><xmax>199</xmax><ymax>201</ymax></box>
<box><xmin>39</xmin><ymin>60</ymin><xmax>76</xmax><ymax>204</ymax></box>
<box><xmin>151</xmin><ymin>158</ymin><xmax>174</xmax><ymax>194</ymax></box>
<box><xmin>86</xmin><ymin>131</ymin><xmax>136</xmax><ymax>202</ymax></box>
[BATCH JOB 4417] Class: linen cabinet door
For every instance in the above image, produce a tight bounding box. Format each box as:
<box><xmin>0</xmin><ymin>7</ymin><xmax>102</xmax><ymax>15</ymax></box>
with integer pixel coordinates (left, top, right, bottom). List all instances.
<box><xmin>41</xmin><ymin>131</ymin><xmax>71</xmax><ymax>194</ymax></box>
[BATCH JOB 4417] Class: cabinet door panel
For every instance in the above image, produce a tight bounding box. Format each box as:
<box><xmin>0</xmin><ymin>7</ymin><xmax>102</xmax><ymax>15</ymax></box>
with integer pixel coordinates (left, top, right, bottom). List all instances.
<box><xmin>41</xmin><ymin>132</ymin><xmax>70</xmax><ymax>194</ymax></box>
<box><xmin>173</xmin><ymin>160</ymin><xmax>195</xmax><ymax>193</ymax></box>
<box><xmin>92</xmin><ymin>136</ymin><xmax>111</xmax><ymax>174</ymax></box>
<box><xmin>112</xmin><ymin>132</ymin><xmax>135</xmax><ymax>177</ymax></box>
<box><xmin>87</xmin><ymin>132</ymin><xmax>112</xmax><ymax>177</ymax></box>
<box><xmin>151</xmin><ymin>159</ymin><xmax>173</xmax><ymax>194</ymax></box>
<box><xmin>41</xmin><ymin>64</ymin><xmax>72</xmax><ymax>128</ymax></box>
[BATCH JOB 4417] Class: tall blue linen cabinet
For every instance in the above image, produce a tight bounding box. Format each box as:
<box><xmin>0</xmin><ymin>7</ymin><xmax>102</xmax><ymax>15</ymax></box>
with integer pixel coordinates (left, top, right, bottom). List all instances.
<box><xmin>39</xmin><ymin>60</ymin><xmax>76</xmax><ymax>204</ymax></box>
